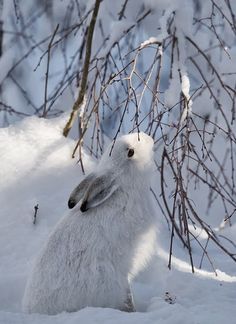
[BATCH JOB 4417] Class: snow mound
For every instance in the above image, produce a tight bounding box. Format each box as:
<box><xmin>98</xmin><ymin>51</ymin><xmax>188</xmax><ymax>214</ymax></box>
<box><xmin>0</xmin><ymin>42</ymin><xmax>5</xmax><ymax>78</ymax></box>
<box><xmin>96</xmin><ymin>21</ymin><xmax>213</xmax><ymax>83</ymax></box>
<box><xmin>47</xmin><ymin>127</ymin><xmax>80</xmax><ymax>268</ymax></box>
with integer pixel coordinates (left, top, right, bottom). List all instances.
<box><xmin>0</xmin><ymin>116</ymin><xmax>235</xmax><ymax>323</ymax></box>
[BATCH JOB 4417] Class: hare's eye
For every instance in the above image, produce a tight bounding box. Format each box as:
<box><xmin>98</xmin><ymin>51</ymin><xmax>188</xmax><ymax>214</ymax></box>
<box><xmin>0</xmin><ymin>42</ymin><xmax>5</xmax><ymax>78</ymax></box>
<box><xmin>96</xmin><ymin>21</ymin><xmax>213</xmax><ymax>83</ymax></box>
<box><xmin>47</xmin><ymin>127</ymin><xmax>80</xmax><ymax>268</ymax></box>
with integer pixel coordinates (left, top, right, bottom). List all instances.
<box><xmin>127</xmin><ymin>148</ymin><xmax>134</xmax><ymax>158</ymax></box>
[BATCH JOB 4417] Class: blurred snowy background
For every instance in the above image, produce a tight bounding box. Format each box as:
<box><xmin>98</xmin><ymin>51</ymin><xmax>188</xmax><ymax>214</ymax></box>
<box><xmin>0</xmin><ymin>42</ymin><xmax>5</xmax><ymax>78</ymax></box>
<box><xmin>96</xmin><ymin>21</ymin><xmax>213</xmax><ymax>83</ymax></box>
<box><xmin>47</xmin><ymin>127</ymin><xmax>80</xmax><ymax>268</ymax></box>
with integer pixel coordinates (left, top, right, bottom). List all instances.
<box><xmin>0</xmin><ymin>0</ymin><xmax>236</xmax><ymax>323</ymax></box>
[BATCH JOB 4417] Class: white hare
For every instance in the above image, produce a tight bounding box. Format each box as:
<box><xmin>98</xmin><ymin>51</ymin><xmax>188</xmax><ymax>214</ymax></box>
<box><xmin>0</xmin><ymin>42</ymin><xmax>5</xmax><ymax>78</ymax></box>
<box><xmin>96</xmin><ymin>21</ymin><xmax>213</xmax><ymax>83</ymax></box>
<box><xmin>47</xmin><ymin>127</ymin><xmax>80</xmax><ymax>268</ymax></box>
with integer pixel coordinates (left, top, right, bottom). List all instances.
<box><xmin>22</xmin><ymin>132</ymin><xmax>157</xmax><ymax>315</ymax></box>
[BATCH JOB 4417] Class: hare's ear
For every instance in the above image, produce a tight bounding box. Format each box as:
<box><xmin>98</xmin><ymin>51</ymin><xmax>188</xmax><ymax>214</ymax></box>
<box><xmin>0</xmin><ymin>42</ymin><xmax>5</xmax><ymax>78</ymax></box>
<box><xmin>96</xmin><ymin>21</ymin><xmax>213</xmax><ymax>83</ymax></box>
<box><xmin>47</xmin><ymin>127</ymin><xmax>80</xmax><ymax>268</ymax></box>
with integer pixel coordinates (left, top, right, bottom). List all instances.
<box><xmin>68</xmin><ymin>173</ymin><xmax>95</xmax><ymax>209</ymax></box>
<box><xmin>80</xmin><ymin>173</ymin><xmax>118</xmax><ymax>212</ymax></box>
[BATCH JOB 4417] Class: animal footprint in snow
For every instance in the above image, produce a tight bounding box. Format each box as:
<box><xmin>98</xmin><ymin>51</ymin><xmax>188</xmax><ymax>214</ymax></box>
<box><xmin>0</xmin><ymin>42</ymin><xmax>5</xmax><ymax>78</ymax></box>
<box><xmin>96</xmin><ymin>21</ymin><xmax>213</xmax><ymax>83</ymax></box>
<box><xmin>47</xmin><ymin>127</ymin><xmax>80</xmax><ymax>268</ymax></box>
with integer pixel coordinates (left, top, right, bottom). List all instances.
<box><xmin>164</xmin><ymin>292</ymin><xmax>176</xmax><ymax>304</ymax></box>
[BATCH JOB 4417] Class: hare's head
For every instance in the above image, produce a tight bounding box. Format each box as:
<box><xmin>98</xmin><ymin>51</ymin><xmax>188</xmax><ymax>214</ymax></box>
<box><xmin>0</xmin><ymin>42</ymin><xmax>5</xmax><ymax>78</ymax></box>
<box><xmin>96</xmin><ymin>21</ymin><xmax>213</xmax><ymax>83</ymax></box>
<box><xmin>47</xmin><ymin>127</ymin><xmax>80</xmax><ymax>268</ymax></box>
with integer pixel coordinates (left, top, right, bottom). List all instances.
<box><xmin>100</xmin><ymin>132</ymin><xmax>154</xmax><ymax>172</ymax></box>
<box><xmin>68</xmin><ymin>132</ymin><xmax>154</xmax><ymax>211</ymax></box>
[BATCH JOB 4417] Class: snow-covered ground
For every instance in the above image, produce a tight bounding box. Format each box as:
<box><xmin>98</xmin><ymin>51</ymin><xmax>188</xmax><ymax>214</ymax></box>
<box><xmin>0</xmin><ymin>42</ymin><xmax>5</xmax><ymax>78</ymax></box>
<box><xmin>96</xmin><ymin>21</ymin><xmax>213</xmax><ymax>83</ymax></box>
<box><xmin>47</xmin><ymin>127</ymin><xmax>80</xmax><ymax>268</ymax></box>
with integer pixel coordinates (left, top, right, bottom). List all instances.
<box><xmin>0</xmin><ymin>116</ymin><xmax>235</xmax><ymax>324</ymax></box>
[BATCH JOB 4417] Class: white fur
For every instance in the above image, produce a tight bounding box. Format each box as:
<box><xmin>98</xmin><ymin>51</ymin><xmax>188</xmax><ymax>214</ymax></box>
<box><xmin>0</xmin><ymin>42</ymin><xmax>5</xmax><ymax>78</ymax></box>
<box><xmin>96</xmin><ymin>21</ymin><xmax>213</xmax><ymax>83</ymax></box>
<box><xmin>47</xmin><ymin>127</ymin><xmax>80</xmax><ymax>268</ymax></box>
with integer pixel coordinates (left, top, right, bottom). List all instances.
<box><xmin>22</xmin><ymin>132</ymin><xmax>157</xmax><ymax>315</ymax></box>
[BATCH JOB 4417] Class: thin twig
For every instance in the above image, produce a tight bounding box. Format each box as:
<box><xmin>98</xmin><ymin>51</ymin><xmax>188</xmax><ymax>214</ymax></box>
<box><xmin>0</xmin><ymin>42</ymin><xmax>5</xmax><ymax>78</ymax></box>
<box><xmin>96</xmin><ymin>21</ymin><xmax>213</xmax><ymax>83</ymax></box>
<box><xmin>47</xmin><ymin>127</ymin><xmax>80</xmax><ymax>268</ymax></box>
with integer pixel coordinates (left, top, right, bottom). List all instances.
<box><xmin>42</xmin><ymin>24</ymin><xmax>59</xmax><ymax>118</ymax></box>
<box><xmin>33</xmin><ymin>204</ymin><xmax>39</xmax><ymax>225</ymax></box>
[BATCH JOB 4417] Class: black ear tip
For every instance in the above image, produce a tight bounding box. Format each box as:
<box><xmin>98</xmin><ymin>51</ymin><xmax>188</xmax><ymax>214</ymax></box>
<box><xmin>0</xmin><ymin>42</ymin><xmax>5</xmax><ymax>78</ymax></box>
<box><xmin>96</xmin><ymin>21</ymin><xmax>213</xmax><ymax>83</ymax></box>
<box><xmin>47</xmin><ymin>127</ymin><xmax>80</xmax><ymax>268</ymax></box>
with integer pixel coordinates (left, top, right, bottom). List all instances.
<box><xmin>68</xmin><ymin>199</ymin><xmax>76</xmax><ymax>209</ymax></box>
<box><xmin>80</xmin><ymin>201</ymin><xmax>88</xmax><ymax>213</ymax></box>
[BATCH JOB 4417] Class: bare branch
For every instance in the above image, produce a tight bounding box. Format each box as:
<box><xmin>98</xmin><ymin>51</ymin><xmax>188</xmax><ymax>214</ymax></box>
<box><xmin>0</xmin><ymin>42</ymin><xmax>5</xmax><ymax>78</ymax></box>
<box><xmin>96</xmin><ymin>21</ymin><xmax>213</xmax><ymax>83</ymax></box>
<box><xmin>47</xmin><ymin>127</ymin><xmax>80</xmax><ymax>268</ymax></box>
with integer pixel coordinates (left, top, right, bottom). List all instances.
<box><xmin>63</xmin><ymin>0</ymin><xmax>101</xmax><ymax>137</ymax></box>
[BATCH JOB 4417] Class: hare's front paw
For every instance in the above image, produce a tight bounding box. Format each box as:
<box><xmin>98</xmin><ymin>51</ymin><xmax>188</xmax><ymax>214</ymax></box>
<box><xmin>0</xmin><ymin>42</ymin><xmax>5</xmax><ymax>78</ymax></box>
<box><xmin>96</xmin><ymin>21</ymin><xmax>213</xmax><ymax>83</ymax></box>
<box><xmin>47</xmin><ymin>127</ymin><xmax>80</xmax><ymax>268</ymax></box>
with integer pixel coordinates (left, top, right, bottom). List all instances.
<box><xmin>121</xmin><ymin>291</ymin><xmax>136</xmax><ymax>312</ymax></box>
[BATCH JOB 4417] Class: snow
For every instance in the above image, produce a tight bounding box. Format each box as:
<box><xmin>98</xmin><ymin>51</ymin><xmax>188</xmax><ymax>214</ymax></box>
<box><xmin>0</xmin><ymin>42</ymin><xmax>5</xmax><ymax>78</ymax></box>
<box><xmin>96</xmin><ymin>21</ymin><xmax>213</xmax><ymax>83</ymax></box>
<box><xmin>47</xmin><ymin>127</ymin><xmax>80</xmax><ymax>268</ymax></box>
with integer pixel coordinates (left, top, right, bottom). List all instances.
<box><xmin>181</xmin><ymin>73</ymin><xmax>191</xmax><ymax>102</ymax></box>
<box><xmin>139</xmin><ymin>37</ymin><xmax>160</xmax><ymax>49</ymax></box>
<box><xmin>0</xmin><ymin>116</ymin><xmax>236</xmax><ymax>323</ymax></box>
<box><xmin>180</xmin><ymin>72</ymin><xmax>192</xmax><ymax>123</ymax></box>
